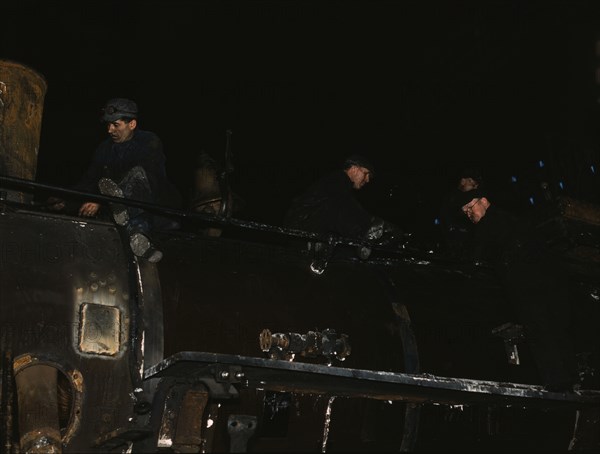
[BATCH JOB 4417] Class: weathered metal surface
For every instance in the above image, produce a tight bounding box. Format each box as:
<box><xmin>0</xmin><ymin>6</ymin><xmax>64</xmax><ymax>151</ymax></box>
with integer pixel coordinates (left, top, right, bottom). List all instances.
<box><xmin>492</xmin><ymin>322</ymin><xmax>525</xmax><ymax>365</ymax></box>
<box><xmin>149</xmin><ymin>224</ymin><xmax>422</xmax><ymax>451</ymax></box>
<box><xmin>145</xmin><ymin>351</ymin><xmax>600</xmax><ymax>408</ymax></box>
<box><xmin>78</xmin><ymin>302</ymin><xmax>121</xmax><ymax>355</ymax></box>
<box><xmin>175</xmin><ymin>388</ymin><xmax>210</xmax><ymax>449</ymax></box>
<box><xmin>0</xmin><ymin>61</ymin><xmax>47</xmax><ymax>203</ymax></box>
<box><xmin>15</xmin><ymin>364</ymin><xmax>62</xmax><ymax>453</ymax></box>
<box><xmin>0</xmin><ymin>208</ymin><xmax>145</xmax><ymax>452</ymax></box>
<box><xmin>1</xmin><ymin>177</ymin><xmax>599</xmax><ymax>452</ymax></box>
<box><xmin>154</xmin><ymin>383</ymin><xmax>211</xmax><ymax>451</ymax></box>
<box><xmin>259</xmin><ymin>329</ymin><xmax>351</xmax><ymax>362</ymax></box>
<box><xmin>227</xmin><ymin>414</ymin><xmax>257</xmax><ymax>453</ymax></box>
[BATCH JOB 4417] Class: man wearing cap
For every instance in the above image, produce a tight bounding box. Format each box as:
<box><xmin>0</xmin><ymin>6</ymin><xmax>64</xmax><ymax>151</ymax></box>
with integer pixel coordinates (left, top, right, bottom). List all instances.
<box><xmin>439</xmin><ymin>167</ymin><xmax>484</xmax><ymax>258</ymax></box>
<box><xmin>456</xmin><ymin>188</ymin><xmax>580</xmax><ymax>391</ymax></box>
<box><xmin>284</xmin><ymin>155</ymin><xmax>395</xmax><ymax>250</ymax></box>
<box><xmin>72</xmin><ymin>98</ymin><xmax>179</xmax><ymax>262</ymax></box>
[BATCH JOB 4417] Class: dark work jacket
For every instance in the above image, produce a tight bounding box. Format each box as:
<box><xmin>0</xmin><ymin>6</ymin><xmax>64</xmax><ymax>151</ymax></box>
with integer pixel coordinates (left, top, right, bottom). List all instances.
<box><xmin>461</xmin><ymin>205</ymin><xmax>556</xmax><ymax>271</ymax></box>
<box><xmin>439</xmin><ymin>189</ymin><xmax>475</xmax><ymax>258</ymax></box>
<box><xmin>462</xmin><ymin>204</ymin><xmax>575</xmax><ymax>386</ymax></box>
<box><xmin>75</xmin><ymin>130</ymin><xmax>180</xmax><ymax>208</ymax></box>
<box><xmin>284</xmin><ymin>170</ymin><xmax>373</xmax><ymax>239</ymax></box>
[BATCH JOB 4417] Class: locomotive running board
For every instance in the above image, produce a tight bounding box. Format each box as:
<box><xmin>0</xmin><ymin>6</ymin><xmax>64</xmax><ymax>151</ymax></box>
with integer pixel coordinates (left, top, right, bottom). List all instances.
<box><xmin>145</xmin><ymin>351</ymin><xmax>600</xmax><ymax>408</ymax></box>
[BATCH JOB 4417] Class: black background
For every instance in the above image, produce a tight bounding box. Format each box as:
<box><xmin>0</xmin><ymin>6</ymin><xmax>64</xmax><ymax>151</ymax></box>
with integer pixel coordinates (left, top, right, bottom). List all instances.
<box><xmin>3</xmin><ymin>0</ymin><xmax>600</xmax><ymax>237</ymax></box>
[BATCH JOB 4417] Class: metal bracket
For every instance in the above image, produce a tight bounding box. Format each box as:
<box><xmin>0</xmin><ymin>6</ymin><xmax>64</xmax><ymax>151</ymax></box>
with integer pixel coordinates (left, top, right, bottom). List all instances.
<box><xmin>227</xmin><ymin>414</ymin><xmax>257</xmax><ymax>453</ymax></box>
<box><xmin>492</xmin><ymin>322</ymin><xmax>525</xmax><ymax>365</ymax></box>
<box><xmin>156</xmin><ymin>384</ymin><xmax>210</xmax><ymax>453</ymax></box>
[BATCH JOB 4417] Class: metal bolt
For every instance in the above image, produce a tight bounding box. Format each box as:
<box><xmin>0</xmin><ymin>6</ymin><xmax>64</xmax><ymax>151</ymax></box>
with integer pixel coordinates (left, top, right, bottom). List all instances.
<box><xmin>220</xmin><ymin>371</ymin><xmax>230</xmax><ymax>380</ymax></box>
<box><xmin>90</xmin><ymin>283</ymin><xmax>99</xmax><ymax>292</ymax></box>
<box><xmin>235</xmin><ymin>372</ymin><xmax>245</xmax><ymax>379</ymax></box>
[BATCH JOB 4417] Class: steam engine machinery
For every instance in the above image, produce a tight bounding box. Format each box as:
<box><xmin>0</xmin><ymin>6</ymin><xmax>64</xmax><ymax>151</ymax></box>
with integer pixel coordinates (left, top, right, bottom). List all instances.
<box><xmin>1</xmin><ymin>60</ymin><xmax>600</xmax><ymax>453</ymax></box>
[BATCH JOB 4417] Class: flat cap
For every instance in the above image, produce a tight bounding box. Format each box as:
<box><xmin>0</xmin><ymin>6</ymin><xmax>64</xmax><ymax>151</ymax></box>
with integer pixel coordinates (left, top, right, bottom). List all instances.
<box><xmin>101</xmin><ymin>98</ymin><xmax>138</xmax><ymax>122</ymax></box>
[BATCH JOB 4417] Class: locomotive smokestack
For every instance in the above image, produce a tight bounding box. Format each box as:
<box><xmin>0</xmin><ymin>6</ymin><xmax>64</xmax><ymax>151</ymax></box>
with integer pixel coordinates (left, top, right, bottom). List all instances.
<box><xmin>0</xmin><ymin>59</ymin><xmax>47</xmax><ymax>203</ymax></box>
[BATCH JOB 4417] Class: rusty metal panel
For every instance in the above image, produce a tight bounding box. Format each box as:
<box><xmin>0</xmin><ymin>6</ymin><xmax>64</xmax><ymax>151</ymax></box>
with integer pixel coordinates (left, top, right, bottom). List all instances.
<box><xmin>174</xmin><ymin>388</ymin><xmax>209</xmax><ymax>447</ymax></box>
<box><xmin>0</xmin><ymin>209</ymin><xmax>141</xmax><ymax>452</ymax></box>
<box><xmin>0</xmin><ymin>60</ymin><xmax>47</xmax><ymax>203</ymax></box>
<box><xmin>78</xmin><ymin>302</ymin><xmax>121</xmax><ymax>356</ymax></box>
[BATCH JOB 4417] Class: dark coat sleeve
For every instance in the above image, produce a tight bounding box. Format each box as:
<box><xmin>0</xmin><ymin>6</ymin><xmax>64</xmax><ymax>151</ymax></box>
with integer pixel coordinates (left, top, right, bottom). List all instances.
<box><xmin>284</xmin><ymin>170</ymin><xmax>373</xmax><ymax>238</ymax></box>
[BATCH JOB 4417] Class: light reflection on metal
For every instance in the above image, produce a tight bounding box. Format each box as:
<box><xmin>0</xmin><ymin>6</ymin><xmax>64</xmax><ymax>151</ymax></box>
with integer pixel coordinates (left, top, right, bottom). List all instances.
<box><xmin>310</xmin><ymin>261</ymin><xmax>326</xmax><ymax>275</ymax></box>
<box><xmin>321</xmin><ymin>396</ymin><xmax>336</xmax><ymax>453</ymax></box>
<box><xmin>78</xmin><ymin>303</ymin><xmax>121</xmax><ymax>356</ymax></box>
<box><xmin>492</xmin><ymin>322</ymin><xmax>525</xmax><ymax>366</ymax></box>
<box><xmin>260</xmin><ymin>329</ymin><xmax>351</xmax><ymax>364</ymax></box>
<box><xmin>15</xmin><ymin>364</ymin><xmax>62</xmax><ymax>453</ymax></box>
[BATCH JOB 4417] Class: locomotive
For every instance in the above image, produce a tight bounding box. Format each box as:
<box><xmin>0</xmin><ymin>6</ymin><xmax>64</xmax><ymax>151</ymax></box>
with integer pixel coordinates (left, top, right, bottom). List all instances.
<box><xmin>1</xmin><ymin>60</ymin><xmax>599</xmax><ymax>453</ymax></box>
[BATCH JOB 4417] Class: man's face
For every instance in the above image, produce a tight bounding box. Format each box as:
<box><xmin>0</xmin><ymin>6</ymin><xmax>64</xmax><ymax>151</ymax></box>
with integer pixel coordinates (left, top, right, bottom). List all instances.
<box><xmin>458</xmin><ymin>177</ymin><xmax>479</xmax><ymax>192</ymax></box>
<box><xmin>346</xmin><ymin>165</ymin><xmax>372</xmax><ymax>189</ymax></box>
<box><xmin>462</xmin><ymin>197</ymin><xmax>488</xmax><ymax>223</ymax></box>
<box><xmin>107</xmin><ymin>119</ymin><xmax>136</xmax><ymax>143</ymax></box>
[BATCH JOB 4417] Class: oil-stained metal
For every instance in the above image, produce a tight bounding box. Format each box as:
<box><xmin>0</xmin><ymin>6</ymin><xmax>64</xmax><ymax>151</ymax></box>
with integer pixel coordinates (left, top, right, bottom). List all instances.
<box><xmin>259</xmin><ymin>329</ymin><xmax>351</xmax><ymax>363</ymax></box>
<box><xmin>93</xmin><ymin>427</ymin><xmax>153</xmax><ymax>451</ymax></box>
<box><xmin>0</xmin><ymin>206</ymin><xmax>142</xmax><ymax>452</ymax></box>
<box><xmin>1</xmin><ymin>172</ymin><xmax>600</xmax><ymax>452</ymax></box>
<box><xmin>0</xmin><ymin>60</ymin><xmax>47</xmax><ymax>204</ymax></box>
<box><xmin>15</xmin><ymin>365</ymin><xmax>62</xmax><ymax>453</ymax></box>
<box><xmin>173</xmin><ymin>387</ymin><xmax>210</xmax><ymax>451</ymax></box>
<box><xmin>78</xmin><ymin>302</ymin><xmax>121</xmax><ymax>355</ymax></box>
<box><xmin>61</xmin><ymin>369</ymin><xmax>83</xmax><ymax>446</ymax></box>
<box><xmin>157</xmin><ymin>383</ymin><xmax>209</xmax><ymax>451</ymax></box>
<box><xmin>492</xmin><ymin>322</ymin><xmax>525</xmax><ymax>365</ymax></box>
<box><xmin>227</xmin><ymin>414</ymin><xmax>257</xmax><ymax>453</ymax></box>
<box><xmin>146</xmin><ymin>351</ymin><xmax>600</xmax><ymax>408</ymax></box>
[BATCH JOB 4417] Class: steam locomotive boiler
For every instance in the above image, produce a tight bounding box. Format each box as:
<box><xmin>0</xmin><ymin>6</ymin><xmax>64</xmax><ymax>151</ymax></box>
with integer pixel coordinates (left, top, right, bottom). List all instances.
<box><xmin>1</xmin><ymin>61</ymin><xmax>600</xmax><ymax>453</ymax></box>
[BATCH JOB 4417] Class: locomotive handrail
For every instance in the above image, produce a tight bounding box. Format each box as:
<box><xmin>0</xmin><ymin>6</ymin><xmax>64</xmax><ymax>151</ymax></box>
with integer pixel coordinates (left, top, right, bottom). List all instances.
<box><xmin>0</xmin><ymin>174</ymin><xmax>490</xmax><ymax>277</ymax></box>
<box><xmin>0</xmin><ymin>174</ymin><xmax>361</xmax><ymax>244</ymax></box>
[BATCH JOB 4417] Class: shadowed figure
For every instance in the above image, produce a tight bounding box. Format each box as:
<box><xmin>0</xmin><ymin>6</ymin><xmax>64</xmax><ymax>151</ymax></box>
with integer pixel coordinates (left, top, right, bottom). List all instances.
<box><xmin>191</xmin><ymin>150</ymin><xmax>243</xmax><ymax>237</ymax></box>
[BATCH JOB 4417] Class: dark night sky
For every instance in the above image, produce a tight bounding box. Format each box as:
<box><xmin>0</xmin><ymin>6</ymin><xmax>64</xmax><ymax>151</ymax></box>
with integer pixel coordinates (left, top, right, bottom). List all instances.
<box><xmin>3</xmin><ymin>0</ymin><xmax>600</xmax><ymax>235</ymax></box>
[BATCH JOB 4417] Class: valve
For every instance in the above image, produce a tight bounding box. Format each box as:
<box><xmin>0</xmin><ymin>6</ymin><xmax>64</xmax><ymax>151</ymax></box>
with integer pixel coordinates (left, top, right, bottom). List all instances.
<box><xmin>259</xmin><ymin>328</ymin><xmax>351</xmax><ymax>364</ymax></box>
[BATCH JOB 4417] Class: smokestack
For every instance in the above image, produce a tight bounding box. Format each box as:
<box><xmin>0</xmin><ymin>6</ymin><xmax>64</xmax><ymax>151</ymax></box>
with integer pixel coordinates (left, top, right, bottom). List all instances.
<box><xmin>0</xmin><ymin>60</ymin><xmax>47</xmax><ymax>203</ymax></box>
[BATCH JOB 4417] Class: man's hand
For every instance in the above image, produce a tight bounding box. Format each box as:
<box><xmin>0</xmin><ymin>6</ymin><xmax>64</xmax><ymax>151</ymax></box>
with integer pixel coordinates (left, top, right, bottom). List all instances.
<box><xmin>79</xmin><ymin>202</ymin><xmax>100</xmax><ymax>217</ymax></box>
